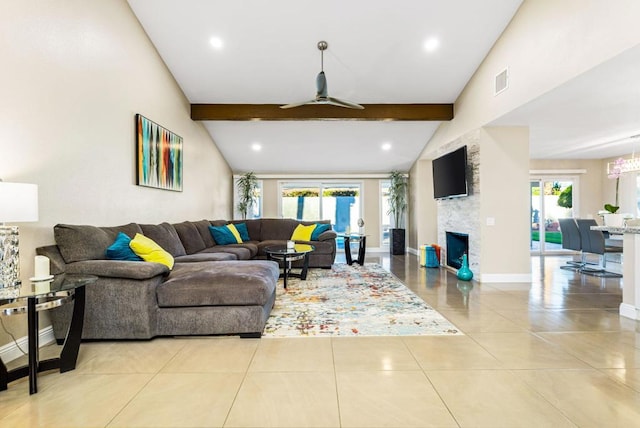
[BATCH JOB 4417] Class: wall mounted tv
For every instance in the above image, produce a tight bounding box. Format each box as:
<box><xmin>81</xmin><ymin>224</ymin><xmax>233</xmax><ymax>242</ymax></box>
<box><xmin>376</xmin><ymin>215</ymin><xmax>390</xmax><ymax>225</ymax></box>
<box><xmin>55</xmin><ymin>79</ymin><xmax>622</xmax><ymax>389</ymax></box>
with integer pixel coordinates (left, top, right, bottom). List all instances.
<box><xmin>432</xmin><ymin>145</ymin><xmax>468</xmax><ymax>199</ymax></box>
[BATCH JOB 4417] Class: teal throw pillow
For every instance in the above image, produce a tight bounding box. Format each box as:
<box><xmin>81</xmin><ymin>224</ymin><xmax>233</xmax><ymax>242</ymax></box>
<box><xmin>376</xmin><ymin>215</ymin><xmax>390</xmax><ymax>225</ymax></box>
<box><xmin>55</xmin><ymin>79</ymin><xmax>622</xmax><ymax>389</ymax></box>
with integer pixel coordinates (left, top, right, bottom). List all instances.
<box><xmin>234</xmin><ymin>222</ymin><xmax>251</xmax><ymax>241</ymax></box>
<box><xmin>311</xmin><ymin>223</ymin><xmax>331</xmax><ymax>240</ymax></box>
<box><xmin>209</xmin><ymin>225</ymin><xmax>238</xmax><ymax>245</ymax></box>
<box><xmin>105</xmin><ymin>232</ymin><xmax>143</xmax><ymax>261</ymax></box>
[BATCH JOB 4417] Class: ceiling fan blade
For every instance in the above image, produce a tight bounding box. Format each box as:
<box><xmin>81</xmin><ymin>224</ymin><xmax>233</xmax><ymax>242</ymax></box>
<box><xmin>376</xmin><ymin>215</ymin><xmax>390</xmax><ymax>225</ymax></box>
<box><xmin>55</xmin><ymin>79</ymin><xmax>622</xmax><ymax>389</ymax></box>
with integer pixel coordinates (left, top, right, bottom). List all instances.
<box><xmin>280</xmin><ymin>100</ymin><xmax>316</xmax><ymax>109</ymax></box>
<box><xmin>327</xmin><ymin>96</ymin><xmax>365</xmax><ymax>110</ymax></box>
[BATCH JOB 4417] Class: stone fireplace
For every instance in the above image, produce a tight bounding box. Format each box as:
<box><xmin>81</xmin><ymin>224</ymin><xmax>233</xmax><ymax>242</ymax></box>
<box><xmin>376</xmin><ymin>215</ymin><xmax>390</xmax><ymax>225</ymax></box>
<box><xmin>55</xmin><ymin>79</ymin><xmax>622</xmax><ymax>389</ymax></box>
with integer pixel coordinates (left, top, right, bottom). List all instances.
<box><xmin>446</xmin><ymin>232</ymin><xmax>469</xmax><ymax>270</ymax></box>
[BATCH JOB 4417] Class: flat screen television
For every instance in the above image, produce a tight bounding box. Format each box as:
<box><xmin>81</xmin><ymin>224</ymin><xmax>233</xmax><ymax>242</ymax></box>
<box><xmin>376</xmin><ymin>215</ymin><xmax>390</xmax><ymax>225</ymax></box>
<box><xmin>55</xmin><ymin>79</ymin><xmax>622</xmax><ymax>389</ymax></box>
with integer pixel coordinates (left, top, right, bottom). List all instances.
<box><xmin>432</xmin><ymin>145</ymin><xmax>468</xmax><ymax>199</ymax></box>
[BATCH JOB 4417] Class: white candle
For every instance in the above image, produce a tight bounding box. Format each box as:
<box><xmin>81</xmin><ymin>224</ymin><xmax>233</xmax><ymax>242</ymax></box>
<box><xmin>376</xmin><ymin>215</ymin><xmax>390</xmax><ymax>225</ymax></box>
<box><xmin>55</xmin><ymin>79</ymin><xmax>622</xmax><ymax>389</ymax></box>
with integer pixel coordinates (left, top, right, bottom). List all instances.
<box><xmin>34</xmin><ymin>255</ymin><xmax>50</xmax><ymax>278</ymax></box>
<box><xmin>34</xmin><ymin>281</ymin><xmax>51</xmax><ymax>294</ymax></box>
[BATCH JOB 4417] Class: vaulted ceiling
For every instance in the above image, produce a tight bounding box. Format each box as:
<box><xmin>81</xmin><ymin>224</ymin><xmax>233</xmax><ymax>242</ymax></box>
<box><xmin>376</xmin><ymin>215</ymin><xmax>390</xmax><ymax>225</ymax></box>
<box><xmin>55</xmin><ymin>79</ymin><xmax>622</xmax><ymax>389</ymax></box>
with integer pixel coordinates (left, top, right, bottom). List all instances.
<box><xmin>127</xmin><ymin>0</ymin><xmax>640</xmax><ymax>174</ymax></box>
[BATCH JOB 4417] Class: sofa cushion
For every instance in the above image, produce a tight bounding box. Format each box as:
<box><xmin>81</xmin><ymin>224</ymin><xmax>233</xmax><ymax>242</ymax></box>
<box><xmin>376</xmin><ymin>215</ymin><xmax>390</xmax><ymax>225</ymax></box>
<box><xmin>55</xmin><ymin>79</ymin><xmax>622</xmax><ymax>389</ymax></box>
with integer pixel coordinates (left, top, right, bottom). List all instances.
<box><xmin>175</xmin><ymin>253</ymin><xmax>237</xmax><ymax>262</ymax></box>
<box><xmin>54</xmin><ymin>223</ymin><xmax>143</xmax><ymax>263</ymax></box>
<box><xmin>157</xmin><ymin>261</ymin><xmax>278</xmax><ymax>307</ymax></box>
<box><xmin>199</xmin><ymin>246</ymin><xmax>252</xmax><ymax>260</ymax></box>
<box><xmin>105</xmin><ymin>232</ymin><xmax>143</xmax><ymax>261</ymax></box>
<box><xmin>231</xmin><ymin>219</ymin><xmax>261</xmax><ymax>241</ymax></box>
<box><xmin>225</xmin><ymin>243</ymin><xmax>259</xmax><ymax>258</ymax></box>
<box><xmin>209</xmin><ymin>225</ymin><xmax>242</xmax><ymax>245</ymax></box>
<box><xmin>139</xmin><ymin>223</ymin><xmax>187</xmax><ymax>257</ymax></box>
<box><xmin>259</xmin><ymin>218</ymin><xmax>300</xmax><ymax>241</ymax></box>
<box><xmin>291</xmin><ymin>224</ymin><xmax>316</xmax><ymax>241</ymax></box>
<box><xmin>192</xmin><ymin>220</ymin><xmax>216</xmax><ymax>247</ymax></box>
<box><xmin>130</xmin><ymin>233</ymin><xmax>175</xmax><ymax>269</ymax></box>
<box><xmin>65</xmin><ymin>259</ymin><xmax>169</xmax><ymax>279</ymax></box>
<box><xmin>234</xmin><ymin>223</ymin><xmax>251</xmax><ymax>241</ymax></box>
<box><xmin>172</xmin><ymin>221</ymin><xmax>207</xmax><ymax>255</ymax></box>
<box><xmin>311</xmin><ymin>223</ymin><xmax>331</xmax><ymax>240</ymax></box>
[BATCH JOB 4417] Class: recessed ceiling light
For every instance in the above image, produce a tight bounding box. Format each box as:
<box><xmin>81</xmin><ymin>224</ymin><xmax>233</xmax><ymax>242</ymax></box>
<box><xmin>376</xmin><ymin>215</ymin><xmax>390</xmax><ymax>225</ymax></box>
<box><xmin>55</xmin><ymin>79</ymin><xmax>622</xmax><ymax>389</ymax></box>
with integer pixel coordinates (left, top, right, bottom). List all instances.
<box><xmin>251</xmin><ymin>143</ymin><xmax>262</xmax><ymax>151</ymax></box>
<box><xmin>382</xmin><ymin>143</ymin><xmax>392</xmax><ymax>151</ymax></box>
<box><xmin>423</xmin><ymin>37</ymin><xmax>439</xmax><ymax>52</ymax></box>
<box><xmin>209</xmin><ymin>36</ymin><xmax>224</xmax><ymax>50</ymax></box>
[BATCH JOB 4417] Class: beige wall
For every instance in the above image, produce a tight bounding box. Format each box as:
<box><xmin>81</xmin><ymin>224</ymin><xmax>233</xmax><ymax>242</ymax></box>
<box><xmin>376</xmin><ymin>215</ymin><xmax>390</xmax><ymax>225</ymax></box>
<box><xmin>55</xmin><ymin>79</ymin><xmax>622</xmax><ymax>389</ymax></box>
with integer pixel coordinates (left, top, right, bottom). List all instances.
<box><xmin>479</xmin><ymin>127</ymin><xmax>530</xmax><ymax>278</ymax></box>
<box><xmin>408</xmin><ymin>159</ymin><xmax>437</xmax><ymax>251</ymax></box>
<box><xmin>0</xmin><ymin>1</ymin><xmax>232</xmax><ymax>346</ymax></box>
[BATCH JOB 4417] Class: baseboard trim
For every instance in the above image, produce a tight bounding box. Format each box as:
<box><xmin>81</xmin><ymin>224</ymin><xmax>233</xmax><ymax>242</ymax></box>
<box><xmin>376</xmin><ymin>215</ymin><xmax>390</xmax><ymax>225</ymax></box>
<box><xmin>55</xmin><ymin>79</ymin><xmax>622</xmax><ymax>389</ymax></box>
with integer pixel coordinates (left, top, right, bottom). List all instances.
<box><xmin>480</xmin><ymin>273</ymin><xmax>532</xmax><ymax>283</ymax></box>
<box><xmin>0</xmin><ymin>326</ymin><xmax>56</xmax><ymax>363</ymax></box>
<box><xmin>620</xmin><ymin>303</ymin><xmax>640</xmax><ymax>320</ymax></box>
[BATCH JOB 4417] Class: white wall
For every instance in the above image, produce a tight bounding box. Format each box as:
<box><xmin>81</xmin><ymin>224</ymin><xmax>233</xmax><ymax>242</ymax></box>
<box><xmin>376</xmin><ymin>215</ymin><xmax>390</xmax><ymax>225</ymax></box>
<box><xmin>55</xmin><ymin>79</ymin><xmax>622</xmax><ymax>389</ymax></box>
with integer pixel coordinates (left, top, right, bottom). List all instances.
<box><xmin>0</xmin><ymin>0</ymin><xmax>232</xmax><ymax>344</ymax></box>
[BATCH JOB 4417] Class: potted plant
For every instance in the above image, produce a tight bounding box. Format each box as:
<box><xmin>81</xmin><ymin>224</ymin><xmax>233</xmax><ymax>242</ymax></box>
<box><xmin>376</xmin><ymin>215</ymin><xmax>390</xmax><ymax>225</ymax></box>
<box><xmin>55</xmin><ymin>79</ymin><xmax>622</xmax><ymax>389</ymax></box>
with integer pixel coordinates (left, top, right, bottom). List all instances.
<box><xmin>600</xmin><ymin>158</ymin><xmax>624</xmax><ymax>227</ymax></box>
<box><xmin>236</xmin><ymin>172</ymin><xmax>258</xmax><ymax>220</ymax></box>
<box><xmin>387</xmin><ymin>171</ymin><xmax>408</xmax><ymax>255</ymax></box>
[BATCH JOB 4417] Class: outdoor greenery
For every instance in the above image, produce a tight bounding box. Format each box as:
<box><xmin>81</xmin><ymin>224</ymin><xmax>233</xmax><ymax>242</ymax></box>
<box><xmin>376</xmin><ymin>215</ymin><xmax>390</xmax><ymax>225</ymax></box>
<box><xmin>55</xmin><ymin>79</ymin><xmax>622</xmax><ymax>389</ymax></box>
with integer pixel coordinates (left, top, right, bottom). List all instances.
<box><xmin>236</xmin><ymin>172</ymin><xmax>258</xmax><ymax>219</ymax></box>
<box><xmin>387</xmin><ymin>171</ymin><xmax>408</xmax><ymax>229</ymax></box>
<box><xmin>531</xmin><ymin>231</ymin><xmax>562</xmax><ymax>244</ymax></box>
<box><xmin>281</xmin><ymin>188</ymin><xmax>359</xmax><ymax>197</ymax></box>
<box><xmin>323</xmin><ymin>189</ymin><xmax>359</xmax><ymax>197</ymax></box>
<box><xmin>557</xmin><ymin>185</ymin><xmax>572</xmax><ymax>209</ymax></box>
<box><xmin>282</xmin><ymin>189</ymin><xmax>319</xmax><ymax>197</ymax></box>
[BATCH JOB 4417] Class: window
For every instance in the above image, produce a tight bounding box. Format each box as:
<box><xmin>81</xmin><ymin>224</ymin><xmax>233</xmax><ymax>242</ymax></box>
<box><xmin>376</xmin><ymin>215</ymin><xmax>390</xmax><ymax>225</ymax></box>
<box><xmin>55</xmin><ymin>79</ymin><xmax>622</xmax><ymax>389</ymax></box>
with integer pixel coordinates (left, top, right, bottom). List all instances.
<box><xmin>279</xmin><ymin>182</ymin><xmax>362</xmax><ymax>233</ymax></box>
<box><xmin>380</xmin><ymin>180</ymin><xmax>391</xmax><ymax>247</ymax></box>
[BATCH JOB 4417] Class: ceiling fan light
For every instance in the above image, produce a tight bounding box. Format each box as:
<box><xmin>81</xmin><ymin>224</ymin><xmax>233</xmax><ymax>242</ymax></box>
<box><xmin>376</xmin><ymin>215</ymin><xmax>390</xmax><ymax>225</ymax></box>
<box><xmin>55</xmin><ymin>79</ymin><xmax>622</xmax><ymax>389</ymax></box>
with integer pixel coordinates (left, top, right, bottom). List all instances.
<box><xmin>280</xmin><ymin>40</ymin><xmax>363</xmax><ymax>110</ymax></box>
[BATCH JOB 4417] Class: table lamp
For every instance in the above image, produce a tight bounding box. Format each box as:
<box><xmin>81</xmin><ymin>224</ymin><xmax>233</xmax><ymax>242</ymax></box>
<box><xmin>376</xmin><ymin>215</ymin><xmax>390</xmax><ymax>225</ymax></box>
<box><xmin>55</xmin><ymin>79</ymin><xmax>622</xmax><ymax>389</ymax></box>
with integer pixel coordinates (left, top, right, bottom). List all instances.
<box><xmin>0</xmin><ymin>181</ymin><xmax>38</xmax><ymax>298</ymax></box>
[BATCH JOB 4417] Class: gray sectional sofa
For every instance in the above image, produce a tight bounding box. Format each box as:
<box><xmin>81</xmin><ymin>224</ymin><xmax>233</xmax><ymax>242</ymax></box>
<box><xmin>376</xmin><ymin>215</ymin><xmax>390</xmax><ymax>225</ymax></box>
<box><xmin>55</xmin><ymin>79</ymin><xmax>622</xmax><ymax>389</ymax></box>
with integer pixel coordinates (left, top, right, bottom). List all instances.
<box><xmin>37</xmin><ymin>218</ymin><xmax>336</xmax><ymax>340</ymax></box>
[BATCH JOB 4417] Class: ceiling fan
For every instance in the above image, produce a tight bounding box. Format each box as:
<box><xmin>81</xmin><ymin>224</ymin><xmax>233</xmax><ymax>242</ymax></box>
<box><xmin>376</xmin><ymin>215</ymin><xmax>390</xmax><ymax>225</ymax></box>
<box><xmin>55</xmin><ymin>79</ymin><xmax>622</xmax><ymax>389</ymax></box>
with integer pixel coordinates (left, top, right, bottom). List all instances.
<box><xmin>280</xmin><ymin>41</ymin><xmax>364</xmax><ymax>110</ymax></box>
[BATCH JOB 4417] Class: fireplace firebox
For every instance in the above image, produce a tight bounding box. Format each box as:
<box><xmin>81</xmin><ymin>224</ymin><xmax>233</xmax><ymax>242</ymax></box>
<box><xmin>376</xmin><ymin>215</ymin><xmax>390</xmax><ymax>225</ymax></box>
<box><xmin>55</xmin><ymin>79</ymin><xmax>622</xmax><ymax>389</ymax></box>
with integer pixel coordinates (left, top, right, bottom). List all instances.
<box><xmin>446</xmin><ymin>232</ymin><xmax>469</xmax><ymax>270</ymax></box>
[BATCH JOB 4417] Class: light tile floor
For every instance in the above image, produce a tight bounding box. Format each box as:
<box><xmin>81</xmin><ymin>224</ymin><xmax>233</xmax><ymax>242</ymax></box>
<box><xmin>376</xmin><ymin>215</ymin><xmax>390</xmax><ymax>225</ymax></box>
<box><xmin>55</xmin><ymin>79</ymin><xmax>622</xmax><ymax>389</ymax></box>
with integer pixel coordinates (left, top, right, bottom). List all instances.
<box><xmin>2</xmin><ymin>253</ymin><xmax>640</xmax><ymax>427</ymax></box>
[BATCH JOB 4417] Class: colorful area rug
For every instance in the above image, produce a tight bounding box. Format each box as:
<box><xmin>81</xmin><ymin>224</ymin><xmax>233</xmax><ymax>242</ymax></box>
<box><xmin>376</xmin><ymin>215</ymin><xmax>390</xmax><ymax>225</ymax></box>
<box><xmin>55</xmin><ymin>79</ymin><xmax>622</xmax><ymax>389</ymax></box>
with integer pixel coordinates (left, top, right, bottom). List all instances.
<box><xmin>263</xmin><ymin>263</ymin><xmax>462</xmax><ymax>337</ymax></box>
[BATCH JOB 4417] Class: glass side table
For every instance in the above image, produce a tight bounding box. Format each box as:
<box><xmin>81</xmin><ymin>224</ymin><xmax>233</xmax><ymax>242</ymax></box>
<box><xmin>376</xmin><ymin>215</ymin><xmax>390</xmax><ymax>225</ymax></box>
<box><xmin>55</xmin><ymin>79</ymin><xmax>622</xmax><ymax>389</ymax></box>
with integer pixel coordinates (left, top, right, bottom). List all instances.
<box><xmin>337</xmin><ymin>233</ymin><xmax>367</xmax><ymax>265</ymax></box>
<box><xmin>0</xmin><ymin>274</ymin><xmax>97</xmax><ymax>394</ymax></box>
<box><xmin>265</xmin><ymin>244</ymin><xmax>315</xmax><ymax>289</ymax></box>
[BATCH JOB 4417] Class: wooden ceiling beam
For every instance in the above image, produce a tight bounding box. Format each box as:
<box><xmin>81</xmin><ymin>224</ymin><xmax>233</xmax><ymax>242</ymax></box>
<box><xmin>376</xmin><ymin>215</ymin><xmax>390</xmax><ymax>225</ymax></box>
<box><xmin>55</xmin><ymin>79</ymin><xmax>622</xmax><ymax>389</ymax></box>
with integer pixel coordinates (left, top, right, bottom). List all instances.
<box><xmin>190</xmin><ymin>104</ymin><xmax>453</xmax><ymax>121</ymax></box>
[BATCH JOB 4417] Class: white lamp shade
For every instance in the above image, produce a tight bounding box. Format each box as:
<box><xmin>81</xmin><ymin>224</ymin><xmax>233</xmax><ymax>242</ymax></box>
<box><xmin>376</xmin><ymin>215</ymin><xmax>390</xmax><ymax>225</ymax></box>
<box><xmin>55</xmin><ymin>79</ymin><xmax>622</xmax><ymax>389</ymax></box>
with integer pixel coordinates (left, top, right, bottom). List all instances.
<box><xmin>0</xmin><ymin>182</ymin><xmax>39</xmax><ymax>222</ymax></box>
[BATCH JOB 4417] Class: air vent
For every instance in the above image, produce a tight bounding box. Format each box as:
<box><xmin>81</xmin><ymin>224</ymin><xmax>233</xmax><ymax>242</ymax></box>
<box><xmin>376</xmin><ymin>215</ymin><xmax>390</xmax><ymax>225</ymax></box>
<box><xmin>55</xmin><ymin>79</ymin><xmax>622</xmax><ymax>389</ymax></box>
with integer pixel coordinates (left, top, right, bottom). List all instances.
<box><xmin>495</xmin><ymin>68</ymin><xmax>508</xmax><ymax>95</ymax></box>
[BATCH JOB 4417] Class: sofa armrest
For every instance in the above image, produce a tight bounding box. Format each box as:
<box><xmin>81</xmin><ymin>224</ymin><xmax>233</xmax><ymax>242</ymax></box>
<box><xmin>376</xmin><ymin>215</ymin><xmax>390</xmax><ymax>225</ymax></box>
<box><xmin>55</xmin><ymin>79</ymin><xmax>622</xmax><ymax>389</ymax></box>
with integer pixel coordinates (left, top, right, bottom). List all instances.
<box><xmin>317</xmin><ymin>230</ymin><xmax>337</xmax><ymax>241</ymax></box>
<box><xmin>65</xmin><ymin>260</ymin><xmax>169</xmax><ymax>279</ymax></box>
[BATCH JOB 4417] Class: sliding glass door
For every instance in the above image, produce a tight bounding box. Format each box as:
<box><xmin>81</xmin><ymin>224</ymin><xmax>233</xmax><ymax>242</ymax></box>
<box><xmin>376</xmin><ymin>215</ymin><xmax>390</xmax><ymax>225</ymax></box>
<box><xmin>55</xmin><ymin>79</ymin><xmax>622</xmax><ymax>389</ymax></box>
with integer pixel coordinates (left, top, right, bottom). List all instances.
<box><xmin>530</xmin><ymin>177</ymin><xmax>576</xmax><ymax>254</ymax></box>
<box><xmin>280</xmin><ymin>181</ymin><xmax>362</xmax><ymax>233</ymax></box>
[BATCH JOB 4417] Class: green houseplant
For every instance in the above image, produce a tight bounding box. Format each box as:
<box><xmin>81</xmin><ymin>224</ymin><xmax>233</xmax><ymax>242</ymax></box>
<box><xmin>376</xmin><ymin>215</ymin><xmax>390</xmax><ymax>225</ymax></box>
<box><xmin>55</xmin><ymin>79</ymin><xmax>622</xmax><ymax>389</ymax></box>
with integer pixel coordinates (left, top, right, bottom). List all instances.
<box><xmin>387</xmin><ymin>171</ymin><xmax>408</xmax><ymax>255</ymax></box>
<box><xmin>236</xmin><ymin>172</ymin><xmax>259</xmax><ymax>220</ymax></box>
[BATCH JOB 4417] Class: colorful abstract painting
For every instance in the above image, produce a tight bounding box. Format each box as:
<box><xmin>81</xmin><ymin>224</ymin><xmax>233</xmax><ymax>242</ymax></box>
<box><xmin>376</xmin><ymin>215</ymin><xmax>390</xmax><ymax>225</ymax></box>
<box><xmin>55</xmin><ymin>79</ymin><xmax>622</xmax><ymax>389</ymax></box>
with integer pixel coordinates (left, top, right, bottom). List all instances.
<box><xmin>136</xmin><ymin>114</ymin><xmax>183</xmax><ymax>191</ymax></box>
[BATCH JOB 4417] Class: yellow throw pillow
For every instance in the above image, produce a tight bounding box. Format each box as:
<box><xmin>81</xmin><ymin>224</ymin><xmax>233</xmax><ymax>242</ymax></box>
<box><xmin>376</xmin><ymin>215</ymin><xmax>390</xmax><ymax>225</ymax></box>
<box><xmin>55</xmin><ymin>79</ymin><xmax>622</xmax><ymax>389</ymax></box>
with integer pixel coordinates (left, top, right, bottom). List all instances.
<box><xmin>291</xmin><ymin>224</ymin><xmax>316</xmax><ymax>242</ymax></box>
<box><xmin>129</xmin><ymin>233</ymin><xmax>175</xmax><ymax>269</ymax></box>
<box><xmin>226</xmin><ymin>223</ymin><xmax>243</xmax><ymax>243</ymax></box>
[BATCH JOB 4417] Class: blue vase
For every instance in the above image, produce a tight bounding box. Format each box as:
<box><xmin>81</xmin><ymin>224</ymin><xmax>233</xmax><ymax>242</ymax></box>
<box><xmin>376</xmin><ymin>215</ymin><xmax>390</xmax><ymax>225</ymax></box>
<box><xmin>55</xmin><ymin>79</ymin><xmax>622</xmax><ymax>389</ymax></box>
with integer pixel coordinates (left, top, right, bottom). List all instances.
<box><xmin>457</xmin><ymin>254</ymin><xmax>473</xmax><ymax>281</ymax></box>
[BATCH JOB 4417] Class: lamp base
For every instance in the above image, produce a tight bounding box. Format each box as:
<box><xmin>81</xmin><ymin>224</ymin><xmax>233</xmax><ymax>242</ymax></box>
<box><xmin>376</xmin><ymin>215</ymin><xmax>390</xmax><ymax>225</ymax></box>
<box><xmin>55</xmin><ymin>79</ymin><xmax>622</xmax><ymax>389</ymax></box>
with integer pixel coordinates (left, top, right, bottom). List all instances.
<box><xmin>0</xmin><ymin>226</ymin><xmax>21</xmax><ymax>299</ymax></box>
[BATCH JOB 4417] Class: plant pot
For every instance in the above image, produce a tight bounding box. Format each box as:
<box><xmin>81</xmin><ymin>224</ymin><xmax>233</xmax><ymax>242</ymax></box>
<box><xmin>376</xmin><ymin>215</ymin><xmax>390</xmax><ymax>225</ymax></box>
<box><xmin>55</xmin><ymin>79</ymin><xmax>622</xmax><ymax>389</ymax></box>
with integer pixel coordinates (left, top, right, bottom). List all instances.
<box><xmin>390</xmin><ymin>228</ymin><xmax>405</xmax><ymax>255</ymax></box>
<box><xmin>603</xmin><ymin>213</ymin><xmax>624</xmax><ymax>227</ymax></box>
